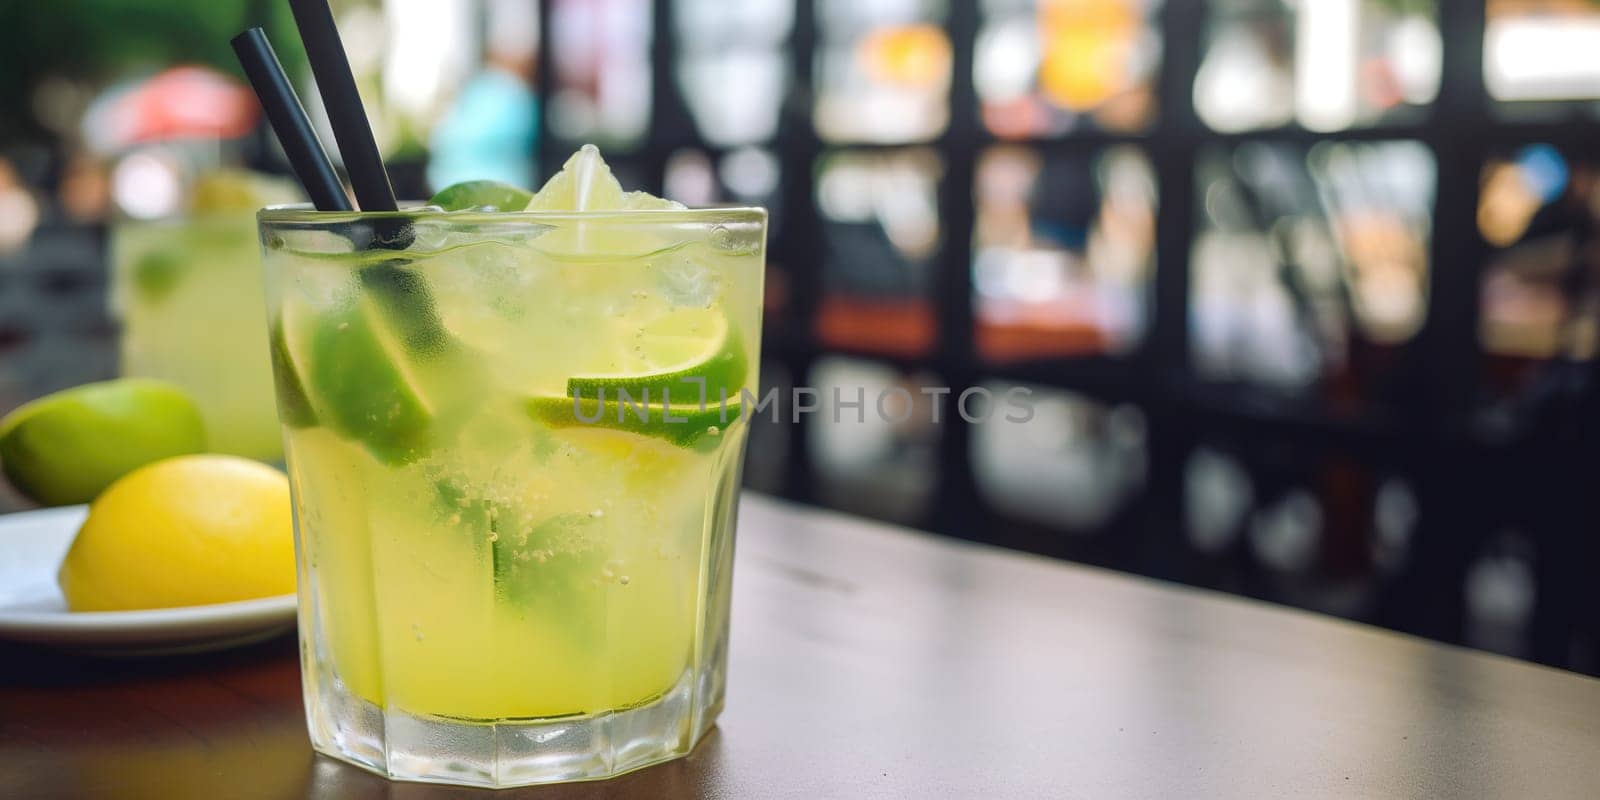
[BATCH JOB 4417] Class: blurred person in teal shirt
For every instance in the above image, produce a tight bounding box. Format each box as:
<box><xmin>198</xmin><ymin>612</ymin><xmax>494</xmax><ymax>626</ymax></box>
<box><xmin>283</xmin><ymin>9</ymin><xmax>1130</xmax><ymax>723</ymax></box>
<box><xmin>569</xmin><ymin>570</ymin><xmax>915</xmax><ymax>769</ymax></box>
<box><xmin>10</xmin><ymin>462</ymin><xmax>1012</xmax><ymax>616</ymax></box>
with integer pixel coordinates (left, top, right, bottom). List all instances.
<box><xmin>427</xmin><ymin>59</ymin><xmax>537</xmax><ymax>194</ymax></box>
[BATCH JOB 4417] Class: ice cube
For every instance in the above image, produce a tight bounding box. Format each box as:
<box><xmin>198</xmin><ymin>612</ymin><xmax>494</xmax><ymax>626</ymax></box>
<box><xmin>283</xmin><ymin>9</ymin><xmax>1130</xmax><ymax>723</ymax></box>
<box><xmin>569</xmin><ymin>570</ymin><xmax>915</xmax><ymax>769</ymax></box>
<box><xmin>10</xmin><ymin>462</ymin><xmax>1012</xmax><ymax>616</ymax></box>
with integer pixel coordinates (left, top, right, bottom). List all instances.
<box><xmin>709</xmin><ymin>224</ymin><xmax>762</xmax><ymax>255</ymax></box>
<box><xmin>655</xmin><ymin>259</ymin><xmax>719</xmax><ymax>308</ymax></box>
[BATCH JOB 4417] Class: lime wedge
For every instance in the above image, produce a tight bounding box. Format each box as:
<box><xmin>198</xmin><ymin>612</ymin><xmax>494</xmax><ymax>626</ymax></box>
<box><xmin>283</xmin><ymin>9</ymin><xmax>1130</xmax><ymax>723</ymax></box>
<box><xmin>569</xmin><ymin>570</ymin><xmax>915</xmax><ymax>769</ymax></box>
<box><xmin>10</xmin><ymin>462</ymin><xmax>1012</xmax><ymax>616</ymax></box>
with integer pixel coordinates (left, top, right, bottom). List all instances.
<box><xmin>488</xmin><ymin>510</ymin><xmax>605</xmax><ymax>644</ymax></box>
<box><xmin>529</xmin><ymin>144</ymin><xmax>624</xmax><ymax>212</ymax></box>
<box><xmin>280</xmin><ymin>295</ymin><xmax>434</xmax><ymax>465</ymax></box>
<box><xmin>529</xmin><ymin>144</ymin><xmax>684</xmax><ymax>212</ymax></box>
<box><xmin>358</xmin><ymin>261</ymin><xmax>454</xmax><ymax>357</ymax></box>
<box><xmin>429</xmin><ymin>180</ymin><xmax>534</xmax><ymax>212</ymax></box>
<box><xmin>428</xmin><ymin>481</ymin><xmax>604</xmax><ymax>648</ymax></box>
<box><xmin>567</xmin><ymin>307</ymin><xmax>747</xmax><ymax>405</ymax></box>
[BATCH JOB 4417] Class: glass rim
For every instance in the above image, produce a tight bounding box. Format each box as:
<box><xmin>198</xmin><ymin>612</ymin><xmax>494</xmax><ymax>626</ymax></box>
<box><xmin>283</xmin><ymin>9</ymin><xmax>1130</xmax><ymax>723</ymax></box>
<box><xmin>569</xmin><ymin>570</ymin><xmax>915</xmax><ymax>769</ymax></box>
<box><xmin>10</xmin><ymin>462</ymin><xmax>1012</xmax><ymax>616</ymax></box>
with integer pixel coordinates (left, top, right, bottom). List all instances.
<box><xmin>258</xmin><ymin>202</ymin><xmax>767</xmax><ymax>226</ymax></box>
<box><xmin>115</xmin><ymin>209</ymin><xmax>265</xmax><ymax>227</ymax></box>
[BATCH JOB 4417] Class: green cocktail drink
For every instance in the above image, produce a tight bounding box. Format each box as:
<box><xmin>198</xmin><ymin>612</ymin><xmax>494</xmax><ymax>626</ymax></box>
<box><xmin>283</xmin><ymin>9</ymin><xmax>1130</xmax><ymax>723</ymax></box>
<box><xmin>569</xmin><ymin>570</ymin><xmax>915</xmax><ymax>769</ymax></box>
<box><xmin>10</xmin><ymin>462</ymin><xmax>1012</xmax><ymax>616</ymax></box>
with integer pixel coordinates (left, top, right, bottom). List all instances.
<box><xmin>262</xmin><ymin>147</ymin><xmax>764</xmax><ymax>786</ymax></box>
<box><xmin>110</xmin><ymin>173</ymin><xmax>300</xmax><ymax>461</ymax></box>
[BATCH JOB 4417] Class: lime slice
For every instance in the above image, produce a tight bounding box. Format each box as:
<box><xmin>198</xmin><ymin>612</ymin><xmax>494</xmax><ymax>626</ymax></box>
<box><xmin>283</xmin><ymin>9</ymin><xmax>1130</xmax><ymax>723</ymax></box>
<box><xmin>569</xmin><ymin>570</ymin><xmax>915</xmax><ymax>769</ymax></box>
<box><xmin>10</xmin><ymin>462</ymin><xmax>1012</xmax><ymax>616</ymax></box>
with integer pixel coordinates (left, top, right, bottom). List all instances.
<box><xmin>130</xmin><ymin>250</ymin><xmax>184</xmax><ymax>304</ymax></box>
<box><xmin>429</xmin><ymin>180</ymin><xmax>534</xmax><ymax>212</ymax></box>
<box><xmin>532</xmin><ymin>306</ymin><xmax>747</xmax><ymax>451</ymax></box>
<box><xmin>567</xmin><ymin>307</ymin><xmax>747</xmax><ymax>405</ymax></box>
<box><xmin>280</xmin><ymin>295</ymin><xmax>434</xmax><ymax>465</ymax></box>
<box><xmin>0</xmin><ymin>378</ymin><xmax>206</xmax><ymax>506</ymax></box>
<box><xmin>267</xmin><ymin>323</ymin><xmax>316</xmax><ymax>429</ymax></box>
<box><xmin>526</xmin><ymin>396</ymin><xmax>742</xmax><ymax>452</ymax></box>
<box><xmin>524</xmin><ymin>145</ymin><xmax>687</xmax><ymax>256</ymax></box>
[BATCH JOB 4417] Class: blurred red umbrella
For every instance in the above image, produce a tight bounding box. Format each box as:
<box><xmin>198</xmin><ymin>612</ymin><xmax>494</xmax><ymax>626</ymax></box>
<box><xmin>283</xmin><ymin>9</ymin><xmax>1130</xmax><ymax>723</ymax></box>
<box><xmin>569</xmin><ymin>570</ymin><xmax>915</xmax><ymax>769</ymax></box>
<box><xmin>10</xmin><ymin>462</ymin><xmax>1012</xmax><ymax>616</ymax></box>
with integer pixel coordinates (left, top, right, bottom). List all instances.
<box><xmin>82</xmin><ymin>66</ymin><xmax>260</xmax><ymax>153</ymax></box>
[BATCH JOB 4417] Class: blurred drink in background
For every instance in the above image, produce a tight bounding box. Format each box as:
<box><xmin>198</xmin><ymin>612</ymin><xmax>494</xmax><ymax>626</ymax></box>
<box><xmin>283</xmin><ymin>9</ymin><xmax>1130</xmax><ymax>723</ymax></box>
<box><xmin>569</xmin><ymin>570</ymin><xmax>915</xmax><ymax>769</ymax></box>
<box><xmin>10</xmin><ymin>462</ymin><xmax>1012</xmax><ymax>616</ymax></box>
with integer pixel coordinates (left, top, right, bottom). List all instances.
<box><xmin>109</xmin><ymin>171</ymin><xmax>301</xmax><ymax>461</ymax></box>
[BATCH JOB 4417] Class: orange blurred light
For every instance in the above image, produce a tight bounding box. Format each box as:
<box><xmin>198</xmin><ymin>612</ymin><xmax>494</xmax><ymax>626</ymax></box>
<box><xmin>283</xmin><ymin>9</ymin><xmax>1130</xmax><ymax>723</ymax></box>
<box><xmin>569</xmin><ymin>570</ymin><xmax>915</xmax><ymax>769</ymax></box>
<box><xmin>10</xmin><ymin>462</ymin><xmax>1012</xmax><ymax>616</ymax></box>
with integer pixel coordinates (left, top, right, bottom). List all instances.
<box><xmin>815</xmin><ymin>297</ymin><xmax>937</xmax><ymax>359</ymax></box>
<box><xmin>862</xmin><ymin>25</ymin><xmax>952</xmax><ymax>88</ymax></box>
<box><xmin>1037</xmin><ymin>0</ymin><xmax>1138</xmax><ymax>111</ymax></box>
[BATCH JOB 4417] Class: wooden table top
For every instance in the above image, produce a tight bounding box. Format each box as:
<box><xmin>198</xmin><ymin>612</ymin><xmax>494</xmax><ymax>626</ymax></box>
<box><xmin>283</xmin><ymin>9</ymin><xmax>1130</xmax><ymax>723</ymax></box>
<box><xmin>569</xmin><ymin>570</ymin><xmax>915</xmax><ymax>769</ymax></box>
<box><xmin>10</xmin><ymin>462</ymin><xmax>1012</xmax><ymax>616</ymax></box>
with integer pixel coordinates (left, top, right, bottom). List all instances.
<box><xmin>3</xmin><ymin>495</ymin><xmax>1599</xmax><ymax>799</ymax></box>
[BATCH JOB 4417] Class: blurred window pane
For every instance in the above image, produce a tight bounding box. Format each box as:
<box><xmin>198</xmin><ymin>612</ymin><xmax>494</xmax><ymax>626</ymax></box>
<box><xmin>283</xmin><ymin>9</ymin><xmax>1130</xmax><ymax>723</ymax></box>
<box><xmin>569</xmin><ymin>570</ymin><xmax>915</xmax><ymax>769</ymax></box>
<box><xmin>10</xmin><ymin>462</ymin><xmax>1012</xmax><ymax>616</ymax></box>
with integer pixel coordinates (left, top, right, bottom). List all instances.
<box><xmin>972</xmin><ymin>383</ymin><xmax>1146</xmax><ymax>531</ymax></box>
<box><xmin>664</xmin><ymin>146</ymin><xmax>789</xmax><ymax>322</ymax></box>
<box><xmin>816</xmin><ymin>149</ymin><xmax>943</xmax><ymax>357</ymax></box>
<box><xmin>1477</xmin><ymin>145</ymin><xmax>1600</xmax><ymax>401</ymax></box>
<box><xmin>808</xmin><ymin>356</ymin><xmax>939</xmax><ymax>524</ymax></box>
<box><xmin>1486</xmin><ymin>0</ymin><xmax>1600</xmax><ymax>102</ymax></box>
<box><xmin>675</xmin><ymin>0</ymin><xmax>794</xmax><ymax>146</ymax></box>
<box><xmin>976</xmin><ymin>0</ymin><xmax>1162</xmax><ymax>138</ymax></box>
<box><xmin>814</xmin><ymin>0</ymin><xmax>951</xmax><ymax>143</ymax></box>
<box><xmin>664</xmin><ymin>146</ymin><xmax>783</xmax><ymax>208</ymax></box>
<box><xmin>1195</xmin><ymin>0</ymin><xmax>1440</xmax><ymax>133</ymax></box>
<box><xmin>1191</xmin><ymin>141</ymin><xmax>1435</xmax><ymax>406</ymax></box>
<box><xmin>548</xmin><ymin>0</ymin><xmax>652</xmax><ymax>149</ymax></box>
<box><xmin>973</xmin><ymin>145</ymin><xmax>1157</xmax><ymax>362</ymax></box>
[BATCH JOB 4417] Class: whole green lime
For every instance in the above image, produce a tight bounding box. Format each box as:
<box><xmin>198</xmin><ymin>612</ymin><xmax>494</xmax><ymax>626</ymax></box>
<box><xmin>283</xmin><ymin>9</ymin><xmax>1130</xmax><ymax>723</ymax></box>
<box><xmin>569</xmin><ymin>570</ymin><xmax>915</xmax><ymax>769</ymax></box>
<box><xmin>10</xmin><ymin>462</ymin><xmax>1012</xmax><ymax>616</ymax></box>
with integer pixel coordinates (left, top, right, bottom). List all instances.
<box><xmin>0</xmin><ymin>379</ymin><xmax>207</xmax><ymax>506</ymax></box>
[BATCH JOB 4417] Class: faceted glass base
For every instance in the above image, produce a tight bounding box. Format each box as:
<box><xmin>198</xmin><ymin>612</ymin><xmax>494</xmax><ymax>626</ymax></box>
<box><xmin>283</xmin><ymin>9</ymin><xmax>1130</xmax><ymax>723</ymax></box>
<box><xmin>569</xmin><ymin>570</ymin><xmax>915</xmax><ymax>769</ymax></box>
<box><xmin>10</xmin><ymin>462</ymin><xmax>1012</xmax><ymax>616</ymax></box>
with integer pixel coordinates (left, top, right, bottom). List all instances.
<box><xmin>305</xmin><ymin>670</ymin><xmax>722</xmax><ymax>787</ymax></box>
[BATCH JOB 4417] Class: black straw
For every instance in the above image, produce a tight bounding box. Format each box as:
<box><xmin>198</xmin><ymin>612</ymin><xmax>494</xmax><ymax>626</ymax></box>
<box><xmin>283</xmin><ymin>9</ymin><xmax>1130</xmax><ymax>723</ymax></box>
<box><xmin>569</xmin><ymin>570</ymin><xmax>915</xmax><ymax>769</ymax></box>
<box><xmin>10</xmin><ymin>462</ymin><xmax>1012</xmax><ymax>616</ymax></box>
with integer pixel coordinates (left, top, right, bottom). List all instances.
<box><xmin>231</xmin><ymin>28</ymin><xmax>351</xmax><ymax>212</ymax></box>
<box><xmin>287</xmin><ymin>0</ymin><xmax>397</xmax><ymax>213</ymax></box>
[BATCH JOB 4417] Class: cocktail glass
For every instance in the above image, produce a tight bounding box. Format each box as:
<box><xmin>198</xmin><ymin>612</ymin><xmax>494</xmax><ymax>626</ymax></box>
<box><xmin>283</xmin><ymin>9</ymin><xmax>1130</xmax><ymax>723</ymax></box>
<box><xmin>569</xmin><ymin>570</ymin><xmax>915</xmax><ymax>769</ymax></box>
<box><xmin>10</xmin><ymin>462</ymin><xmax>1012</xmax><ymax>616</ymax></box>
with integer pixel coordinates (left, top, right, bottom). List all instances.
<box><xmin>111</xmin><ymin>212</ymin><xmax>284</xmax><ymax>461</ymax></box>
<box><xmin>258</xmin><ymin>203</ymin><xmax>764</xmax><ymax>787</ymax></box>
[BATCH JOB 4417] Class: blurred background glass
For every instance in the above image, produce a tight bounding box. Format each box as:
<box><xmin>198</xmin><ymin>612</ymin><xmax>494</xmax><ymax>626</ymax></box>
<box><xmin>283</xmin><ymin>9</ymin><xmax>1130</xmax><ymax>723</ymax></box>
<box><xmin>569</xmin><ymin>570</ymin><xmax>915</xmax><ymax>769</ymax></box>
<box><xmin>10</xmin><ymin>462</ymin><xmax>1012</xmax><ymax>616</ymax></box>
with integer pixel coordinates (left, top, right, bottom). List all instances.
<box><xmin>3</xmin><ymin>0</ymin><xmax>1600</xmax><ymax>676</ymax></box>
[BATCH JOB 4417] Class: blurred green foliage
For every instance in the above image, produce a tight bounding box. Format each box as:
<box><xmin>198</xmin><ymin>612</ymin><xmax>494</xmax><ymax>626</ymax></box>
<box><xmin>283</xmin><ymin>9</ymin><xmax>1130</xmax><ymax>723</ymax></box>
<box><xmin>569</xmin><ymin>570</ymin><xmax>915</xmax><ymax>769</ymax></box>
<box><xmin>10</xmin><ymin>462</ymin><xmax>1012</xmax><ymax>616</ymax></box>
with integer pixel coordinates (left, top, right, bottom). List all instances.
<box><xmin>0</xmin><ymin>0</ymin><xmax>305</xmax><ymax>145</ymax></box>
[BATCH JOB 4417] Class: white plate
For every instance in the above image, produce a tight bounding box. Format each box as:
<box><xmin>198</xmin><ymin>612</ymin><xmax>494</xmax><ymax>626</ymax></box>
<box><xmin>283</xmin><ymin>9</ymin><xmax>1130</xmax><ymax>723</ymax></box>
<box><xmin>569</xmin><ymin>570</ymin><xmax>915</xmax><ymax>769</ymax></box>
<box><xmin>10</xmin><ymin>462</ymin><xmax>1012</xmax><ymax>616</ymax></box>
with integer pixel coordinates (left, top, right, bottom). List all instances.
<box><xmin>0</xmin><ymin>505</ymin><xmax>297</xmax><ymax>656</ymax></box>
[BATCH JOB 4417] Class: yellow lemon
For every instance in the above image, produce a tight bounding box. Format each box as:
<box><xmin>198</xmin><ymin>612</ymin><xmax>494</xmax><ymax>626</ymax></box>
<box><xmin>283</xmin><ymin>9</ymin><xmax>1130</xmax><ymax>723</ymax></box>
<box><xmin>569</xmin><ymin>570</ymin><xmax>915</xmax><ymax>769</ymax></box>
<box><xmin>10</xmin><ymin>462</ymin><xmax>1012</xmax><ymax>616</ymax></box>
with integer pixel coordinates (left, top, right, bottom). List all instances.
<box><xmin>58</xmin><ymin>455</ymin><xmax>295</xmax><ymax>611</ymax></box>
